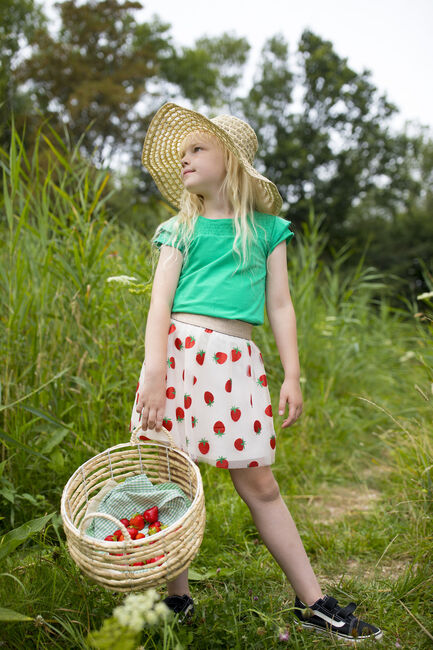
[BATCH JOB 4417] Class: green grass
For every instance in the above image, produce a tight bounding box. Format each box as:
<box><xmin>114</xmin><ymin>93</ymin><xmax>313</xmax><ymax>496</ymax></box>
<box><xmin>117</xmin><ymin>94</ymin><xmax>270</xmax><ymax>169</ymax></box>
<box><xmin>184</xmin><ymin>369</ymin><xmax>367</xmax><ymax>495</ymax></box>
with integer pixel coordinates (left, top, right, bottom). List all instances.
<box><xmin>0</xmin><ymin>124</ymin><xmax>432</xmax><ymax>649</ymax></box>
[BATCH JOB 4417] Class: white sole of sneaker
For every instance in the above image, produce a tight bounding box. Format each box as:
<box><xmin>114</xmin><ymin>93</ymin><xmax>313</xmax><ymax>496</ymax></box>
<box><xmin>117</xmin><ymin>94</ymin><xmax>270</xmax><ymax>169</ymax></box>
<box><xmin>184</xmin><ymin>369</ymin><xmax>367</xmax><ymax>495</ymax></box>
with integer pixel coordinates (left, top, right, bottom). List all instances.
<box><xmin>299</xmin><ymin>621</ymin><xmax>384</xmax><ymax>643</ymax></box>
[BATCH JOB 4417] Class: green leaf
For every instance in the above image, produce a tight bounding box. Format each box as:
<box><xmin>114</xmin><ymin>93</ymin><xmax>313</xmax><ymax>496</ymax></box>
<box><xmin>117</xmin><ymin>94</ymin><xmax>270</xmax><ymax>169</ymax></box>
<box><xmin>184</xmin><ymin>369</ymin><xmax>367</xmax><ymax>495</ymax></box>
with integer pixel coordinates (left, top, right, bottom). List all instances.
<box><xmin>0</xmin><ymin>607</ymin><xmax>32</xmax><ymax>622</ymax></box>
<box><xmin>0</xmin><ymin>512</ymin><xmax>56</xmax><ymax>562</ymax></box>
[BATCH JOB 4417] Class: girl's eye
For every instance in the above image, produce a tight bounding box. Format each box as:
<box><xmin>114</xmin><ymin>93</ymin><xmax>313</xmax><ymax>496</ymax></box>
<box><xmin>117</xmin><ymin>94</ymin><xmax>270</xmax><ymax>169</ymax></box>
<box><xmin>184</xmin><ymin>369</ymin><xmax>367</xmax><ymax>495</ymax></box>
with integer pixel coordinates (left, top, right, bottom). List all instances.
<box><xmin>193</xmin><ymin>146</ymin><xmax>202</xmax><ymax>152</ymax></box>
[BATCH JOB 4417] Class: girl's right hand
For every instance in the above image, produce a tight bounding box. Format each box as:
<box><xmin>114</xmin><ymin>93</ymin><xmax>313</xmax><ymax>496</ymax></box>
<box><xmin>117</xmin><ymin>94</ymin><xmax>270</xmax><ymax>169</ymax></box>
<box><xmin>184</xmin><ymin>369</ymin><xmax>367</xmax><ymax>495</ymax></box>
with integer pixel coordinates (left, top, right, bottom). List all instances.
<box><xmin>136</xmin><ymin>377</ymin><xmax>166</xmax><ymax>432</ymax></box>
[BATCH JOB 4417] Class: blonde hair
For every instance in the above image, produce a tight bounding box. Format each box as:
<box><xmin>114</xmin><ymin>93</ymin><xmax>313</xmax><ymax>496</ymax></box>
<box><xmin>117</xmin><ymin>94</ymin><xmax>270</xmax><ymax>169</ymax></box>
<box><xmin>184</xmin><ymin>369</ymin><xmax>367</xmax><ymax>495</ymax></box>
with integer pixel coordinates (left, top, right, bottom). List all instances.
<box><xmin>152</xmin><ymin>131</ymin><xmax>271</xmax><ymax>280</ymax></box>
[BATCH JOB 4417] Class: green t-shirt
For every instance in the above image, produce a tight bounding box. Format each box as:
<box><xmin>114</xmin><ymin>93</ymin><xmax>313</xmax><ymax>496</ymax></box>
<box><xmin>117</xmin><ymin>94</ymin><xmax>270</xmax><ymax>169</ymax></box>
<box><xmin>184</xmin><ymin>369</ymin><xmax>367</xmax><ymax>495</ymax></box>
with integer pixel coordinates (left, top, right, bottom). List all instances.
<box><xmin>151</xmin><ymin>211</ymin><xmax>294</xmax><ymax>326</ymax></box>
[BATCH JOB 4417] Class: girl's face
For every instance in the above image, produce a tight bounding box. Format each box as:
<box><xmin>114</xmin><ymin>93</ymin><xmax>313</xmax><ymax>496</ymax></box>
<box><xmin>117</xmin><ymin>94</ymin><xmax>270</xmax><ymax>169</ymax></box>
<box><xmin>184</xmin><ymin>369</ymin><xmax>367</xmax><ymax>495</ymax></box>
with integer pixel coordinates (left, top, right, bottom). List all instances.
<box><xmin>179</xmin><ymin>132</ymin><xmax>226</xmax><ymax>199</ymax></box>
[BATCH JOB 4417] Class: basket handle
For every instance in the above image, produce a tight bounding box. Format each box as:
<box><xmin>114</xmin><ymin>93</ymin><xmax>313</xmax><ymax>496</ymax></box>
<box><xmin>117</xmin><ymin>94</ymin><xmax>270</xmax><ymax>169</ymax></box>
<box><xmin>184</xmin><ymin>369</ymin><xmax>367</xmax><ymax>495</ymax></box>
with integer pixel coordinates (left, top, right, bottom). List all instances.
<box><xmin>79</xmin><ymin>512</ymin><xmax>133</xmax><ymax>543</ymax></box>
<box><xmin>130</xmin><ymin>422</ymin><xmax>175</xmax><ymax>448</ymax></box>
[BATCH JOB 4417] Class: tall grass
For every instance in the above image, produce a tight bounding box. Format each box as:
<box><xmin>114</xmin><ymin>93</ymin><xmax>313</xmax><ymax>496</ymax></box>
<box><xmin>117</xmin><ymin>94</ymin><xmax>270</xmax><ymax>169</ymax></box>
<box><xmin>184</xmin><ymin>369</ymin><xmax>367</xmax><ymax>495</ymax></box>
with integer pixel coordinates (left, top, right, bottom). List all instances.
<box><xmin>0</xmin><ymin>123</ymin><xmax>432</xmax><ymax>648</ymax></box>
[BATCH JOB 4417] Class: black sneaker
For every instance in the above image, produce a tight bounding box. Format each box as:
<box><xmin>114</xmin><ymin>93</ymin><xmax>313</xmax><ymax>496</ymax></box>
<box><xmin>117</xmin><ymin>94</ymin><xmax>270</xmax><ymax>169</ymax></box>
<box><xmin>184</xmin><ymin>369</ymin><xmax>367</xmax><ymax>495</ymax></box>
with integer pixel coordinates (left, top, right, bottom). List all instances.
<box><xmin>294</xmin><ymin>595</ymin><xmax>383</xmax><ymax>643</ymax></box>
<box><xmin>162</xmin><ymin>593</ymin><xmax>195</xmax><ymax>623</ymax></box>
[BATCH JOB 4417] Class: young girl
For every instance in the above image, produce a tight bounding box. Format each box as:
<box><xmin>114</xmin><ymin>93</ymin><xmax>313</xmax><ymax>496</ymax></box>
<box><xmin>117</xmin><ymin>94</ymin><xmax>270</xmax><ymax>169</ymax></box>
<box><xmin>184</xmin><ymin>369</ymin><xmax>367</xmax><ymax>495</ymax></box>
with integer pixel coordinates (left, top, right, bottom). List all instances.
<box><xmin>129</xmin><ymin>103</ymin><xmax>382</xmax><ymax>643</ymax></box>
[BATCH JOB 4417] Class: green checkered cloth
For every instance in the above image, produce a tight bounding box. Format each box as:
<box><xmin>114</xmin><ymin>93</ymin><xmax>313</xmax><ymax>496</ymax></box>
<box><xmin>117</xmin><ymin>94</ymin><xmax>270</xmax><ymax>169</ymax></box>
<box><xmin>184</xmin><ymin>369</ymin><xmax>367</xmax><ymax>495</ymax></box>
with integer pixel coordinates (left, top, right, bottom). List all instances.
<box><xmin>85</xmin><ymin>473</ymin><xmax>192</xmax><ymax>540</ymax></box>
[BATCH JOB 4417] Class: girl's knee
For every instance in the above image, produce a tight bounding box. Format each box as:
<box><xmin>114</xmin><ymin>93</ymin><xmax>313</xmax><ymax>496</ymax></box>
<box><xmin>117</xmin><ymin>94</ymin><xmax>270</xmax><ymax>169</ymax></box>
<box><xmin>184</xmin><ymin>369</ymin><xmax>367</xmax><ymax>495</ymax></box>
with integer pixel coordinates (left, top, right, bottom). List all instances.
<box><xmin>229</xmin><ymin>466</ymin><xmax>280</xmax><ymax>503</ymax></box>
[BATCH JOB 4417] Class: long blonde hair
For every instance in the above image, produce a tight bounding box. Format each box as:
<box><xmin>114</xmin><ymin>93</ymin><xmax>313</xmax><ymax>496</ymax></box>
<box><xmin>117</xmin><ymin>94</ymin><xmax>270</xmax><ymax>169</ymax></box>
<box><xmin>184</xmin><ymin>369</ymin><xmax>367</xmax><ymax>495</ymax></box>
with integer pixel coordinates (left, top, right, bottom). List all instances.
<box><xmin>152</xmin><ymin>131</ymin><xmax>271</xmax><ymax>277</ymax></box>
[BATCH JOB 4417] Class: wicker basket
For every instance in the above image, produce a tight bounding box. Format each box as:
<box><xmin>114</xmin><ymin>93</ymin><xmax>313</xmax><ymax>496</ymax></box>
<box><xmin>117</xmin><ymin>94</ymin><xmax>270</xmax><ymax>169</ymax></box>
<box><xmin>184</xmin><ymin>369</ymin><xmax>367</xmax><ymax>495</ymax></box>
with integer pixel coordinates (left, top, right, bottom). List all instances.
<box><xmin>60</xmin><ymin>424</ymin><xmax>206</xmax><ymax>592</ymax></box>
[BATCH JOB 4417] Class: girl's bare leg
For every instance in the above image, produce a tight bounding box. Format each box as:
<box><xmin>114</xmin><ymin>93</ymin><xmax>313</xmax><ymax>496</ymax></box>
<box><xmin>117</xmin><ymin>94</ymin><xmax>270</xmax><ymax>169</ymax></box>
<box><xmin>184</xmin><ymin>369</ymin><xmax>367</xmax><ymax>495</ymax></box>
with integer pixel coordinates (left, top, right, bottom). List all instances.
<box><xmin>167</xmin><ymin>567</ymin><xmax>190</xmax><ymax>597</ymax></box>
<box><xmin>229</xmin><ymin>466</ymin><xmax>323</xmax><ymax>606</ymax></box>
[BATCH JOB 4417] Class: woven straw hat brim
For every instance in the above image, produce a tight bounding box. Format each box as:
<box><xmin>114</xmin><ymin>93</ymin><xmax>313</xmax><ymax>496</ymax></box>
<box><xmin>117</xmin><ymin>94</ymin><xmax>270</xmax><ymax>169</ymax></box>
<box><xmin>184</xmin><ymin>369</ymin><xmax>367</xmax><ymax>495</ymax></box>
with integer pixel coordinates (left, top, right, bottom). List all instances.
<box><xmin>142</xmin><ymin>103</ymin><xmax>283</xmax><ymax>216</ymax></box>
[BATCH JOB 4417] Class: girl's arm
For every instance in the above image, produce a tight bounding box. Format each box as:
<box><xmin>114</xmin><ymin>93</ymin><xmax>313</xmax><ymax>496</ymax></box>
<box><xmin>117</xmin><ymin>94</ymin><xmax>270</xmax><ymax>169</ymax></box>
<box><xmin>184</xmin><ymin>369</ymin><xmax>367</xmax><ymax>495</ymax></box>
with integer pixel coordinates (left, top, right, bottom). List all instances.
<box><xmin>265</xmin><ymin>241</ymin><xmax>303</xmax><ymax>427</ymax></box>
<box><xmin>137</xmin><ymin>245</ymin><xmax>183</xmax><ymax>432</ymax></box>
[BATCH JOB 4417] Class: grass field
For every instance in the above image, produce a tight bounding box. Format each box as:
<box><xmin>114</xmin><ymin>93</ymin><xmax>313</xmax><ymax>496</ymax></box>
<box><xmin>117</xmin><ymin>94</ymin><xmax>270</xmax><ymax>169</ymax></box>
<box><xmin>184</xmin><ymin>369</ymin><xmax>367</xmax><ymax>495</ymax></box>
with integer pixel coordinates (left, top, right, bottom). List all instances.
<box><xmin>1</xmin><ymin>127</ymin><xmax>432</xmax><ymax>649</ymax></box>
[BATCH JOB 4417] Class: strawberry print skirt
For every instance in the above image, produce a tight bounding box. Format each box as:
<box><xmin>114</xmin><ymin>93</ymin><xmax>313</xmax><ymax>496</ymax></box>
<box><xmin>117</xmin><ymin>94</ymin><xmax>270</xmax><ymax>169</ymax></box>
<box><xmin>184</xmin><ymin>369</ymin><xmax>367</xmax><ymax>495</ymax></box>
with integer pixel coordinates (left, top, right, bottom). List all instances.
<box><xmin>129</xmin><ymin>317</ymin><xmax>276</xmax><ymax>469</ymax></box>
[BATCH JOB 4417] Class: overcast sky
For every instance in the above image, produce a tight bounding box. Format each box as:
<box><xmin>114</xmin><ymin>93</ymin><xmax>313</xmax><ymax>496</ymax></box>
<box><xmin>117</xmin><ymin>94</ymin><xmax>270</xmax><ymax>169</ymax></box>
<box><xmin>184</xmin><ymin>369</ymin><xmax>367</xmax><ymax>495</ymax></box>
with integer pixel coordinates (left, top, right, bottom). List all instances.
<box><xmin>43</xmin><ymin>0</ymin><xmax>433</xmax><ymax>134</ymax></box>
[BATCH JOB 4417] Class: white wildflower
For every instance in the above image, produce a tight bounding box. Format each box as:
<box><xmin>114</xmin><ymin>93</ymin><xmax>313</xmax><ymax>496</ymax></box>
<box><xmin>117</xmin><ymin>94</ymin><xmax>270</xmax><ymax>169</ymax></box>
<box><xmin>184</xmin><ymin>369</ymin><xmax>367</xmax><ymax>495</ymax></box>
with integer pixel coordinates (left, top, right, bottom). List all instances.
<box><xmin>145</xmin><ymin>611</ymin><xmax>158</xmax><ymax>626</ymax></box>
<box><xmin>112</xmin><ymin>589</ymin><xmax>168</xmax><ymax>632</ymax></box>
<box><xmin>417</xmin><ymin>291</ymin><xmax>433</xmax><ymax>301</ymax></box>
<box><xmin>154</xmin><ymin>602</ymin><xmax>171</xmax><ymax>619</ymax></box>
<box><xmin>106</xmin><ymin>275</ymin><xmax>138</xmax><ymax>285</ymax></box>
<box><xmin>399</xmin><ymin>351</ymin><xmax>416</xmax><ymax>363</ymax></box>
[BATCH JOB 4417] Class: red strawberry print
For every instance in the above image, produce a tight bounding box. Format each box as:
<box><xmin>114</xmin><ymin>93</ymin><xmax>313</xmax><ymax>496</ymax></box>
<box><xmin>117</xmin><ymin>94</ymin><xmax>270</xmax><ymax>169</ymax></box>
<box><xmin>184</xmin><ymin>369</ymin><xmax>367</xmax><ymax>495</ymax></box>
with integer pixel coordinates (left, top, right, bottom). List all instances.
<box><xmin>185</xmin><ymin>335</ymin><xmax>196</xmax><ymax>348</ymax></box>
<box><xmin>254</xmin><ymin>420</ymin><xmax>262</xmax><ymax>434</ymax></box>
<box><xmin>205</xmin><ymin>328</ymin><xmax>213</xmax><ymax>333</ymax></box>
<box><xmin>167</xmin><ymin>356</ymin><xmax>175</xmax><ymax>369</ymax></box>
<box><xmin>166</xmin><ymin>386</ymin><xmax>176</xmax><ymax>399</ymax></box>
<box><xmin>191</xmin><ymin>415</ymin><xmax>198</xmax><ymax>428</ymax></box>
<box><xmin>231</xmin><ymin>347</ymin><xmax>242</xmax><ymax>362</ymax></box>
<box><xmin>225</xmin><ymin>378</ymin><xmax>232</xmax><ymax>393</ymax></box>
<box><xmin>270</xmin><ymin>435</ymin><xmax>276</xmax><ymax>450</ymax></box>
<box><xmin>129</xmin><ymin>420</ymin><xmax>132</xmax><ymax>432</ymax></box>
<box><xmin>248</xmin><ymin>461</ymin><xmax>259</xmax><ymax>467</ymax></box>
<box><xmin>136</xmin><ymin>391</ymin><xmax>139</xmax><ymax>404</ymax></box>
<box><xmin>139</xmin><ymin>434</ymin><xmax>150</xmax><ymax>441</ymax></box>
<box><xmin>204</xmin><ymin>391</ymin><xmax>214</xmax><ymax>406</ymax></box>
<box><xmin>169</xmin><ymin>323</ymin><xmax>176</xmax><ymax>334</ymax></box>
<box><xmin>231</xmin><ymin>406</ymin><xmax>241</xmax><ymax>422</ymax></box>
<box><xmin>182</xmin><ymin>369</ymin><xmax>185</xmax><ymax>381</ymax></box>
<box><xmin>193</xmin><ymin>375</ymin><xmax>197</xmax><ymax>385</ymax></box>
<box><xmin>198</xmin><ymin>439</ymin><xmax>209</xmax><ymax>454</ymax></box>
<box><xmin>257</xmin><ymin>374</ymin><xmax>267</xmax><ymax>387</ymax></box>
<box><xmin>184</xmin><ymin>394</ymin><xmax>192</xmax><ymax>409</ymax></box>
<box><xmin>246</xmin><ymin>365</ymin><xmax>251</xmax><ymax>377</ymax></box>
<box><xmin>250</xmin><ymin>394</ymin><xmax>253</xmax><ymax>406</ymax></box>
<box><xmin>136</xmin><ymin>381</ymin><xmax>139</xmax><ymax>391</ymax></box>
<box><xmin>214</xmin><ymin>351</ymin><xmax>227</xmax><ymax>364</ymax></box>
<box><xmin>247</xmin><ymin>342</ymin><xmax>252</xmax><ymax>356</ymax></box>
<box><xmin>259</xmin><ymin>352</ymin><xmax>264</xmax><ymax>364</ymax></box>
<box><xmin>234</xmin><ymin>438</ymin><xmax>245</xmax><ymax>451</ymax></box>
<box><xmin>163</xmin><ymin>417</ymin><xmax>173</xmax><ymax>431</ymax></box>
<box><xmin>216</xmin><ymin>457</ymin><xmax>229</xmax><ymax>468</ymax></box>
<box><xmin>213</xmin><ymin>421</ymin><xmax>225</xmax><ymax>436</ymax></box>
<box><xmin>174</xmin><ymin>337</ymin><xmax>183</xmax><ymax>350</ymax></box>
<box><xmin>265</xmin><ymin>404</ymin><xmax>273</xmax><ymax>417</ymax></box>
<box><xmin>176</xmin><ymin>407</ymin><xmax>185</xmax><ymax>422</ymax></box>
<box><xmin>196</xmin><ymin>350</ymin><xmax>205</xmax><ymax>365</ymax></box>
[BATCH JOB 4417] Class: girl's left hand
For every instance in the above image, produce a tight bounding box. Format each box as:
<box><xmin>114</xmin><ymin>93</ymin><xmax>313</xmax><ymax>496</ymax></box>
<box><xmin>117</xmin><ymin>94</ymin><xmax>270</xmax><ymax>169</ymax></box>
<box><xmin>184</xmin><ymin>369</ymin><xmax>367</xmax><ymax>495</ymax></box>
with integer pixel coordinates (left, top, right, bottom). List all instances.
<box><xmin>278</xmin><ymin>377</ymin><xmax>303</xmax><ymax>428</ymax></box>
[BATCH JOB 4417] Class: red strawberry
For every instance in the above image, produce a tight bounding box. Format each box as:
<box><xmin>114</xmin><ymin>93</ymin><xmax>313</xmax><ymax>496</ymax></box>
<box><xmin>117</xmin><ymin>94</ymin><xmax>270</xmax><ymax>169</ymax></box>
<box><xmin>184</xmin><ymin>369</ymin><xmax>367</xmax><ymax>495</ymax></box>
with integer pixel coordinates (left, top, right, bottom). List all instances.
<box><xmin>168</xmin><ymin>323</ymin><xmax>176</xmax><ymax>334</ymax></box>
<box><xmin>174</xmin><ymin>337</ymin><xmax>183</xmax><ymax>350</ymax></box>
<box><xmin>246</xmin><ymin>364</ymin><xmax>251</xmax><ymax>377</ymax></box>
<box><xmin>146</xmin><ymin>554</ymin><xmax>164</xmax><ymax>564</ymax></box>
<box><xmin>204</xmin><ymin>391</ymin><xmax>214</xmax><ymax>406</ymax></box>
<box><xmin>213</xmin><ymin>351</ymin><xmax>227</xmax><ymax>364</ymax></box>
<box><xmin>166</xmin><ymin>386</ymin><xmax>176</xmax><ymax>399</ymax></box>
<box><xmin>133</xmin><ymin>561</ymin><xmax>145</xmax><ymax>566</ymax></box>
<box><xmin>225</xmin><ymin>378</ymin><xmax>232</xmax><ymax>392</ymax></box>
<box><xmin>120</xmin><ymin>518</ymin><xmax>130</xmax><ymax>527</ymax></box>
<box><xmin>167</xmin><ymin>356</ymin><xmax>175</xmax><ymax>369</ymax></box>
<box><xmin>130</xmin><ymin>514</ymin><xmax>145</xmax><ymax>530</ymax></box>
<box><xmin>191</xmin><ymin>415</ymin><xmax>198</xmax><ymax>428</ymax></box>
<box><xmin>148</xmin><ymin>521</ymin><xmax>162</xmax><ymax>535</ymax></box>
<box><xmin>254</xmin><ymin>420</ymin><xmax>262</xmax><ymax>434</ymax></box>
<box><xmin>184</xmin><ymin>394</ymin><xmax>192</xmax><ymax>409</ymax></box>
<box><xmin>231</xmin><ymin>406</ymin><xmax>241</xmax><ymax>422</ymax></box>
<box><xmin>143</xmin><ymin>506</ymin><xmax>158</xmax><ymax>524</ymax></box>
<box><xmin>257</xmin><ymin>374</ymin><xmax>267</xmax><ymax>387</ymax></box>
<box><xmin>247</xmin><ymin>342</ymin><xmax>252</xmax><ymax>356</ymax></box>
<box><xmin>196</xmin><ymin>350</ymin><xmax>205</xmax><ymax>365</ymax></box>
<box><xmin>176</xmin><ymin>406</ymin><xmax>184</xmax><ymax>422</ymax></box>
<box><xmin>270</xmin><ymin>435</ymin><xmax>276</xmax><ymax>450</ymax></box>
<box><xmin>205</xmin><ymin>328</ymin><xmax>213</xmax><ymax>333</ymax></box>
<box><xmin>231</xmin><ymin>347</ymin><xmax>242</xmax><ymax>362</ymax></box>
<box><xmin>248</xmin><ymin>461</ymin><xmax>259</xmax><ymax>467</ymax></box>
<box><xmin>216</xmin><ymin>457</ymin><xmax>229</xmax><ymax>468</ymax></box>
<box><xmin>113</xmin><ymin>529</ymin><xmax>122</xmax><ymax>539</ymax></box>
<box><xmin>185</xmin><ymin>335</ymin><xmax>196</xmax><ymax>348</ymax></box>
<box><xmin>234</xmin><ymin>438</ymin><xmax>245</xmax><ymax>451</ymax></box>
<box><xmin>104</xmin><ymin>534</ymin><xmax>116</xmax><ymax>542</ymax></box>
<box><xmin>163</xmin><ymin>417</ymin><xmax>173</xmax><ymax>431</ymax></box>
<box><xmin>126</xmin><ymin>526</ymin><xmax>138</xmax><ymax>539</ymax></box>
<box><xmin>139</xmin><ymin>435</ymin><xmax>150</xmax><ymax>441</ymax></box>
<box><xmin>265</xmin><ymin>404</ymin><xmax>273</xmax><ymax>417</ymax></box>
<box><xmin>198</xmin><ymin>439</ymin><xmax>209</xmax><ymax>454</ymax></box>
<box><xmin>135</xmin><ymin>532</ymin><xmax>146</xmax><ymax>539</ymax></box>
<box><xmin>213</xmin><ymin>421</ymin><xmax>225</xmax><ymax>436</ymax></box>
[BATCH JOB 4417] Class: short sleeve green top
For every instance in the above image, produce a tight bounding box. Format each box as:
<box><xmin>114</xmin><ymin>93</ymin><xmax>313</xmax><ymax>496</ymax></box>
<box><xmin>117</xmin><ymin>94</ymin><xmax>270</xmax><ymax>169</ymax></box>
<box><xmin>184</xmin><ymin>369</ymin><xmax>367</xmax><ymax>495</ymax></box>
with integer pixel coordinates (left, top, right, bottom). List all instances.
<box><xmin>151</xmin><ymin>211</ymin><xmax>294</xmax><ymax>326</ymax></box>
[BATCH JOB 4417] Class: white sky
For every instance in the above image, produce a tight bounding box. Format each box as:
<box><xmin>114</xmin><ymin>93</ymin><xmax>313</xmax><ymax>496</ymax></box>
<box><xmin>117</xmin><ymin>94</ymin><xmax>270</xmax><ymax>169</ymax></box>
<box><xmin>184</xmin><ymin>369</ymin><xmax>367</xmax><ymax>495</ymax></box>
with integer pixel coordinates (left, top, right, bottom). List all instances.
<box><xmin>42</xmin><ymin>0</ymin><xmax>433</xmax><ymax>134</ymax></box>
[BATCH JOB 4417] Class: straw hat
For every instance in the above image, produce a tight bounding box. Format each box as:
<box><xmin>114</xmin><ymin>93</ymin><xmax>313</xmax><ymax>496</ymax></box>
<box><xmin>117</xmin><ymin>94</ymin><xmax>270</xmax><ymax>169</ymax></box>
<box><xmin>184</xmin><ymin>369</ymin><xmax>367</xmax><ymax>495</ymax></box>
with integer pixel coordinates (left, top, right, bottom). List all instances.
<box><xmin>142</xmin><ymin>102</ymin><xmax>283</xmax><ymax>215</ymax></box>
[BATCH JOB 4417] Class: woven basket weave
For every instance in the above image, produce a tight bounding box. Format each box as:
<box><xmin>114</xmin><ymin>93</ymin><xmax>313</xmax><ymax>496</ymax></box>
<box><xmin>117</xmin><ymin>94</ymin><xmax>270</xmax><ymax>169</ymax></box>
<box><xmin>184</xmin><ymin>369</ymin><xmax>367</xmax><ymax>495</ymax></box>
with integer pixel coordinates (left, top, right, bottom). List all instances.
<box><xmin>60</xmin><ymin>425</ymin><xmax>206</xmax><ymax>592</ymax></box>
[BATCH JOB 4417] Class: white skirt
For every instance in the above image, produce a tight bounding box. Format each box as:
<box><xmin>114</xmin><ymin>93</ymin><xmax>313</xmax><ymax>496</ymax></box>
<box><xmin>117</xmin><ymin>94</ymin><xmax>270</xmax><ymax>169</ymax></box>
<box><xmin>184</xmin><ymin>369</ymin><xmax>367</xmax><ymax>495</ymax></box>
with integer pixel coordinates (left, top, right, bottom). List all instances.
<box><xmin>129</xmin><ymin>317</ymin><xmax>277</xmax><ymax>469</ymax></box>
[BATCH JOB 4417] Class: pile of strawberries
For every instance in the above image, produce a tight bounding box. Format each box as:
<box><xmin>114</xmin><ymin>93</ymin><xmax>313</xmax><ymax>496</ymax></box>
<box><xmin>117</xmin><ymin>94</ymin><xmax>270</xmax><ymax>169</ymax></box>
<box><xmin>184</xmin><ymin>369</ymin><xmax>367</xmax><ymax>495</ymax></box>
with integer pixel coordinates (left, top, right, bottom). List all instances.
<box><xmin>103</xmin><ymin>505</ymin><xmax>168</xmax><ymax>566</ymax></box>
